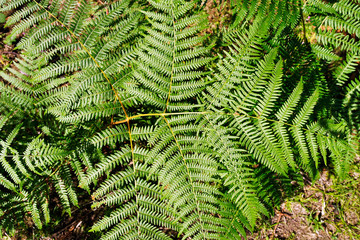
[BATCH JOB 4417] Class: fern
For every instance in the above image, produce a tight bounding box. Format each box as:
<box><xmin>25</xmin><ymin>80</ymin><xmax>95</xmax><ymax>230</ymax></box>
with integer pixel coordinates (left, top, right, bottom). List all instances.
<box><xmin>0</xmin><ymin>114</ymin><xmax>76</xmax><ymax>232</ymax></box>
<box><xmin>306</xmin><ymin>0</ymin><xmax>360</xmax><ymax>129</ymax></box>
<box><xmin>130</xmin><ymin>0</ymin><xmax>212</xmax><ymax>112</ymax></box>
<box><xmin>0</xmin><ymin>0</ymin><xmax>358</xmax><ymax>239</ymax></box>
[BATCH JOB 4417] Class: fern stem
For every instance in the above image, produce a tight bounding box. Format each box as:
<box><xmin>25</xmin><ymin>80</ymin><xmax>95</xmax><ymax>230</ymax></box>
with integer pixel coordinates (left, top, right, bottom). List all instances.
<box><xmin>300</xmin><ymin>2</ymin><xmax>308</xmax><ymax>45</ymax></box>
<box><xmin>203</xmin><ymin>115</ymin><xmax>246</xmax><ymax>236</ymax></box>
<box><xmin>112</xmin><ymin>111</ymin><xmax>211</xmax><ymax>124</ymax></box>
<box><xmin>112</xmin><ymin>111</ymin><xmax>339</xmax><ymax>143</ymax></box>
<box><xmin>126</xmin><ymin>119</ymin><xmax>141</xmax><ymax>236</ymax></box>
<box><xmin>163</xmin><ymin>0</ymin><xmax>177</xmax><ymax>113</ymax></box>
<box><xmin>162</xmin><ymin>115</ymin><xmax>206</xmax><ymax>238</ymax></box>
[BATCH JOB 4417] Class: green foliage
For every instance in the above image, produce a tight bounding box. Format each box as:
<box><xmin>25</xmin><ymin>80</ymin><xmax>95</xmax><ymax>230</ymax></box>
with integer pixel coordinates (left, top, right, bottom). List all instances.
<box><xmin>0</xmin><ymin>0</ymin><xmax>358</xmax><ymax>239</ymax></box>
<box><xmin>0</xmin><ymin>13</ymin><xmax>5</xmax><ymax>23</ymax></box>
<box><xmin>305</xmin><ymin>0</ymin><xmax>360</xmax><ymax>130</ymax></box>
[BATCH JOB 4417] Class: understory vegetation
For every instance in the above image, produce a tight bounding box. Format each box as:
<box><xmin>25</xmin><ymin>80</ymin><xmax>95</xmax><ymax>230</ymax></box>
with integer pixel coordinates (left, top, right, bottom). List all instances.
<box><xmin>0</xmin><ymin>0</ymin><xmax>359</xmax><ymax>239</ymax></box>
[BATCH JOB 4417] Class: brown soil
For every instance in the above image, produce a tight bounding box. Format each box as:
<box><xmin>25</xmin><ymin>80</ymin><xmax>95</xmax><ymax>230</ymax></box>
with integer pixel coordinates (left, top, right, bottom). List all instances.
<box><xmin>203</xmin><ymin>0</ymin><xmax>231</xmax><ymax>34</ymax></box>
<box><xmin>0</xmin><ymin>11</ymin><xmax>17</xmax><ymax>70</ymax></box>
<box><xmin>247</xmin><ymin>167</ymin><xmax>360</xmax><ymax>240</ymax></box>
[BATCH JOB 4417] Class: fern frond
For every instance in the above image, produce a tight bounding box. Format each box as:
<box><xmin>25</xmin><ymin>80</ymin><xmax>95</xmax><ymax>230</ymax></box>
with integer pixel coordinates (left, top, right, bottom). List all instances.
<box><xmin>333</xmin><ymin>54</ymin><xmax>360</xmax><ymax>86</ymax></box>
<box><xmin>311</xmin><ymin>45</ymin><xmax>342</xmax><ymax>62</ymax></box>
<box><xmin>130</xmin><ymin>0</ymin><xmax>212</xmax><ymax>112</ymax></box>
<box><xmin>88</xmin><ymin>146</ymin><xmax>177</xmax><ymax>240</ymax></box>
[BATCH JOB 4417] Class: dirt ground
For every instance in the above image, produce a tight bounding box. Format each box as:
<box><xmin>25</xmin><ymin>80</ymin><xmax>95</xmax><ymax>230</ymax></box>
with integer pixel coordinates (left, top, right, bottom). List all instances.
<box><xmin>247</xmin><ymin>165</ymin><xmax>360</xmax><ymax>240</ymax></box>
<box><xmin>0</xmin><ymin>11</ymin><xmax>17</xmax><ymax>70</ymax></box>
